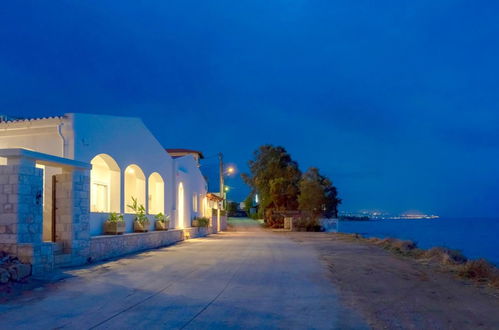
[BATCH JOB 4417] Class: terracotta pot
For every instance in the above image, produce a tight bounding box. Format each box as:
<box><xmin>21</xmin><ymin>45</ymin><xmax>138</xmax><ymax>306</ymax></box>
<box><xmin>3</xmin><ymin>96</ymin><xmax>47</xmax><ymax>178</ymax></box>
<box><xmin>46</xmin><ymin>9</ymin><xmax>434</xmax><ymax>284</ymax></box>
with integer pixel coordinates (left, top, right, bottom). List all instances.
<box><xmin>155</xmin><ymin>220</ymin><xmax>169</xmax><ymax>231</ymax></box>
<box><xmin>134</xmin><ymin>221</ymin><xmax>150</xmax><ymax>232</ymax></box>
<box><xmin>104</xmin><ymin>221</ymin><xmax>125</xmax><ymax>235</ymax></box>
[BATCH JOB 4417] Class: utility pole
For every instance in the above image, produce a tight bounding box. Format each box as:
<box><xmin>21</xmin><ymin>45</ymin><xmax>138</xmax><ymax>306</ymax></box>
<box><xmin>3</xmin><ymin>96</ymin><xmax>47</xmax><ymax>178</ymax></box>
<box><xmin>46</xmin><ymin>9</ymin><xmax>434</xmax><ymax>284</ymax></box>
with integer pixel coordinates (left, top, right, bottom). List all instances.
<box><xmin>218</xmin><ymin>152</ymin><xmax>224</xmax><ymax>209</ymax></box>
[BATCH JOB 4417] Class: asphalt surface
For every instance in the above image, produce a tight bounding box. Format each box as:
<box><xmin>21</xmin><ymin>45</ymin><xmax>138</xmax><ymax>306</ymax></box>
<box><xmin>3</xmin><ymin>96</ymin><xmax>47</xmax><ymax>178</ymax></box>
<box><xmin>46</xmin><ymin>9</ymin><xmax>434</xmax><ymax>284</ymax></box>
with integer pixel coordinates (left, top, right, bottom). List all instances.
<box><xmin>0</xmin><ymin>218</ymin><xmax>366</xmax><ymax>329</ymax></box>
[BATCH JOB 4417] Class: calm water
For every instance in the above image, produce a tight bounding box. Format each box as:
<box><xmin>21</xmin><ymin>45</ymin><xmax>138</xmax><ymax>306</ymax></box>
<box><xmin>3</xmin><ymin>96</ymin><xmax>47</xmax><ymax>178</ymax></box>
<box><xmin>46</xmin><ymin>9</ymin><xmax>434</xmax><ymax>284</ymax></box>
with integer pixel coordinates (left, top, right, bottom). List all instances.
<box><xmin>338</xmin><ymin>218</ymin><xmax>499</xmax><ymax>265</ymax></box>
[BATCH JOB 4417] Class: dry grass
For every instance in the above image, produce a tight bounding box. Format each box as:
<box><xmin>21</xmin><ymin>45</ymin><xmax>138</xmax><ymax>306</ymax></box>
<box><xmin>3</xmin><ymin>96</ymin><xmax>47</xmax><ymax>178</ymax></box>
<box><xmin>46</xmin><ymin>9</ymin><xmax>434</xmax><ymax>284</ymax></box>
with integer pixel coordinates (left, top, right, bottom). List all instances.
<box><xmin>491</xmin><ymin>276</ymin><xmax>499</xmax><ymax>289</ymax></box>
<box><xmin>337</xmin><ymin>233</ymin><xmax>499</xmax><ymax>289</ymax></box>
<box><xmin>421</xmin><ymin>247</ymin><xmax>467</xmax><ymax>265</ymax></box>
<box><xmin>458</xmin><ymin>259</ymin><xmax>495</xmax><ymax>281</ymax></box>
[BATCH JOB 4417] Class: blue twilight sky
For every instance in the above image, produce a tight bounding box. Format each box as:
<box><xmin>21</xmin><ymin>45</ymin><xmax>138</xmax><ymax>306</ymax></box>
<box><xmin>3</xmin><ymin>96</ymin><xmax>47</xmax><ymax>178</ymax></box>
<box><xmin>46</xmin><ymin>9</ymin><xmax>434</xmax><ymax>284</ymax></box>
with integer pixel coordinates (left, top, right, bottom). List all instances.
<box><xmin>1</xmin><ymin>1</ymin><xmax>499</xmax><ymax>217</ymax></box>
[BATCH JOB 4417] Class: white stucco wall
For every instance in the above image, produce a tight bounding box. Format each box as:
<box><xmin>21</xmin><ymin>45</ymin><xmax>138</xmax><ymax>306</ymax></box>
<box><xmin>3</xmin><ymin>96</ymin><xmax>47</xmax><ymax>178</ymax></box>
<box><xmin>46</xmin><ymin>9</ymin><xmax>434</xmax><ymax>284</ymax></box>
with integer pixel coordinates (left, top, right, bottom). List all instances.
<box><xmin>0</xmin><ymin>113</ymin><xmax>209</xmax><ymax>235</ymax></box>
<box><xmin>174</xmin><ymin>155</ymin><xmax>208</xmax><ymax>228</ymax></box>
<box><xmin>0</xmin><ymin>117</ymin><xmax>69</xmax><ymax>157</ymax></box>
<box><xmin>69</xmin><ymin>113</ymin><xmax>174</xmax><ymax>217</ymax></box>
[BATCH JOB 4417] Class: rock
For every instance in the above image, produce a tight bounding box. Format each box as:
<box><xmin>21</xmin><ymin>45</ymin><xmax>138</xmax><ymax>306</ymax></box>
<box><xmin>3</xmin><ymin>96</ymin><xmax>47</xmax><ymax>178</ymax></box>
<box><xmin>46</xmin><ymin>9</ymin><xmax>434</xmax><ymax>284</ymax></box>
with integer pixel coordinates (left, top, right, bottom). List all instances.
<box><xmin>0</xmin><ymin>268</ymin><xmax>10</xmax><ymax>284</ymax></box>
<box><xmin>8</xmin><ymin>263</ymin><xmax>31</xmax><ymax>281</ymax></box>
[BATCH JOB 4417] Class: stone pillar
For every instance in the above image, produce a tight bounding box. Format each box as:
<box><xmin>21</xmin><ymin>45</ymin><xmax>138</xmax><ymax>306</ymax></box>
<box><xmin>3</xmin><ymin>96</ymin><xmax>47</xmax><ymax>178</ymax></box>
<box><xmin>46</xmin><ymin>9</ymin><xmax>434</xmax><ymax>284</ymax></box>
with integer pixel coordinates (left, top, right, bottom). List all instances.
<box><xmin>216</xmin><ymin>208</ymin><xmax>221</xmax><ymax>233</ymax></box>
<box><xmin>0</xmin><ymin>161</ymin><xmax>53</xmax><ymax>275</ymax></box>
<box><xmin>54</xmin><ymin>169</ymin><xmax>90</xmax><ymax>266</ymax></box>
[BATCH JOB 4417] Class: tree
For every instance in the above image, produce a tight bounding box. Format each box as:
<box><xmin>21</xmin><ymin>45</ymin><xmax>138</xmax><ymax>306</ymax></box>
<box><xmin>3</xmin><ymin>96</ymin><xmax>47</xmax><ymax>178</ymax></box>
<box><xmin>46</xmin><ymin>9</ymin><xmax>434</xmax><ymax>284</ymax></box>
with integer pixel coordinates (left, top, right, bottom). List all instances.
<box><xmin>242</xmin><ymin>145</ymin><xmax>301</xmax><ymax>227</ymax></box>
<box><xmin>323</xmin><ymin>176</ymin><xmax>341</xmax><ymax>219</ymax></box>
<box><xmin>227</xmin><ymin>201</ymin><xmax>239</xmax><ymax>216</ymax></box>
<box><xmin>243</xmin><ymin>194</ymin><xmax>254</xmax><ymax>214</ymax></box>
<box><xmin>298</xmin><ymin>167</ymin><xmax>341</xmax><ymax>219</ymax></box>
<box><xmin>298</xmin><ymin>168</ymin><xmax>326</xmax><ymax>218</ymax></box>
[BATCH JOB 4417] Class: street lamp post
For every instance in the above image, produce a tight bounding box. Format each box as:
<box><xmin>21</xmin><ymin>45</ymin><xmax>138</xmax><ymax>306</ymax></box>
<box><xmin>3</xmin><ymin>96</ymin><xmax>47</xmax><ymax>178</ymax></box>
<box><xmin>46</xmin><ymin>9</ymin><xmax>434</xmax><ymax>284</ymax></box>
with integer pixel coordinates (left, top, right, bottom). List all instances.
<box><xmin>218</xmin><ymin>152</ymin><xmax>234</xmax><ymax>210</ymax></box>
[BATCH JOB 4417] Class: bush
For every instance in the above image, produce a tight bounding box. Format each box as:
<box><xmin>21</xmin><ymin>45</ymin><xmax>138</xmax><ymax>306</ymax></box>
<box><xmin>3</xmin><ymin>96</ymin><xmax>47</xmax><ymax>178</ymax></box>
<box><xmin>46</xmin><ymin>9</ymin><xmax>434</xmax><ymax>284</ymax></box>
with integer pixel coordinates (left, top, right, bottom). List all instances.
<box><xmin>370</xmin><ymin>238</ymin><xmax>418</xmax><ymax>255</ymax></box>
<box><xmin>264</xmin><ymin>211</ymin><xmax>284</xmax><ymax>228</ymax></box>
<box><xmin>391</xmin><ymin>240</ymin><xmax>418</xmax><ymax>254</ymax></box>
<box><xmin>458</xmin><ymin>259</ymin><xmax>495</xmax><ymax>281</ymax></box>
<box><xmin>491</xmin><ymin>275</ymin><xmax>499</xmax><ymax>289</ymax></box>
<box><xmin>127</xmin><ymin>197</ymin><xmax>149</xmax><ymax>225</ymax></box>
<box><xmin>294</xmin><ymin>216</ymin><xmax>322</xmax><ymax>232</ymax></box>
<box><xmin>107</xmin><ymin>212</ymin><xmax>124</xmax><ymax>223</ymax></box>
<box><xmin>155</xmin><ymin>213</ymin><xmax>169</xmax><ymax>223</ymax></box>
<box><xmin>360</xmin><ymin>236</ymin><xmax>499</xmax><ymax>289</ymax></box>
<box><xmin>422</xmin><ymin>247</ymin><xmax>467</xmax><ymax>265</ymax></box>
<box><xmin>193</xmin><ymin>217</ymin><xmax>210</xmax><ymax>227</ymax></box>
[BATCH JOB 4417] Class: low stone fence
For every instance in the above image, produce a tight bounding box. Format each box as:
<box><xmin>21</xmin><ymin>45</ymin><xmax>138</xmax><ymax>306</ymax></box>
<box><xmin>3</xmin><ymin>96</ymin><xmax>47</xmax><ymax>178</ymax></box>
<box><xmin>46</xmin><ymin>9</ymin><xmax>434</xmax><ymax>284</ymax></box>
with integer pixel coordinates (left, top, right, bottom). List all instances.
<box><xmin>89</xmin><ymin>227</ymin><xmax>212</xmax><ymax>262</ymax></box>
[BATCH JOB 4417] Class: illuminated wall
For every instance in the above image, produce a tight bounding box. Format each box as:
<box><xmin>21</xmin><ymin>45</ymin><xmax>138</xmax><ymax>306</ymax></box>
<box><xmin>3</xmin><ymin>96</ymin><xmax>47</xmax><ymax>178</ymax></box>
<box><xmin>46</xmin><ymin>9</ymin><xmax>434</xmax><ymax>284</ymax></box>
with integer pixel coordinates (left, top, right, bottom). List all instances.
<box><xmin>177</xmin><ymin>182</ymin><xmax>185</xmax><ymax>228</ymax></box>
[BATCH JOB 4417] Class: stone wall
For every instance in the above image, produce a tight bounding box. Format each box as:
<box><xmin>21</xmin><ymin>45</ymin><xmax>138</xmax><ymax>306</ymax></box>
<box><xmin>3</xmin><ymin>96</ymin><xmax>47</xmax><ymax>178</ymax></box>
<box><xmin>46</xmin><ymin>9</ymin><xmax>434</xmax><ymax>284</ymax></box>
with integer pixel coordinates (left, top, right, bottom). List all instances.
<box><xmin>220</xmin><ymin>215</ymin><xmax>228</xmax><ymax>231</ymax></box>
<box><xmin>0</xmin><ymin>163</ymin><xmax>54</xmax><ymax>275</ymax></box>
<box><xmin>89</xmin><ymin>227</ymin><xmax>211</xmax><ymax>262</ymax></box>
<box><xmin>54</xmin><ymin>169</ymin><xmax>91</xmax><ymax>266</ymax></box>
<box><xmin>211</xmin><ymin>214</ymin><xmax>218</xmax><ymax>233</ymax></box>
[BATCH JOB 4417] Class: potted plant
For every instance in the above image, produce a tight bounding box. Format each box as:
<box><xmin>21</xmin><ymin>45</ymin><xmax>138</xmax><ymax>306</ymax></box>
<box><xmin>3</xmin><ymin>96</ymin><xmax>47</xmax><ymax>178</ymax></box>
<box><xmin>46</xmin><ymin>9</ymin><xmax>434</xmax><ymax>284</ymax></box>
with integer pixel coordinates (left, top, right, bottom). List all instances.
<box><xmin>155</xmin><ymin>213</ymin><xmax>170</xmax><ymax>231</ymax></box>
<box><xmin>128</xmin><ymin>197</ymin><xmax>150</xmax><ymax>232</ymax></box>
<box><xmin>104</xmin><ymin>212</ymin><xmax>125</xmax><ymax>235</ymax></box>
<box><xmin>192</xmin><ymin>216</ymin><xmax>210</xmax><ymax>227</ymax></box>
<box><xmin>191</xmin><ymin>216</ymin><xmax>199</xmax><ymax>227</ymax></box>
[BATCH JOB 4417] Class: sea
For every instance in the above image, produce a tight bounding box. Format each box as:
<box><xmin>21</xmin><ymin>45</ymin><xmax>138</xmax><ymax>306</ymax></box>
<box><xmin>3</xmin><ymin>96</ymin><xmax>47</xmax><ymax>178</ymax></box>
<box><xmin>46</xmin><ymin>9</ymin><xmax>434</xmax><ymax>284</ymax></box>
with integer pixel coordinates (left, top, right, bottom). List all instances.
<box><xmin>337</xmin><ymin>218</ymin><xmax>499</xmax><ymax>266</ymax></box>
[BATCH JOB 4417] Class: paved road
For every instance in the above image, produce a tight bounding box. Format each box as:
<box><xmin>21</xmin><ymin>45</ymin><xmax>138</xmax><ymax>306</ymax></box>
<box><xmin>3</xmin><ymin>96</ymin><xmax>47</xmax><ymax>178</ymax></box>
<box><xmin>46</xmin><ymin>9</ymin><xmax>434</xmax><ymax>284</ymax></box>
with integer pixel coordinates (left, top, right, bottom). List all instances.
<box><xmin>0</xmin><ymin>218</ymin><xmax>366</xmax><ymax>329</ymax></box>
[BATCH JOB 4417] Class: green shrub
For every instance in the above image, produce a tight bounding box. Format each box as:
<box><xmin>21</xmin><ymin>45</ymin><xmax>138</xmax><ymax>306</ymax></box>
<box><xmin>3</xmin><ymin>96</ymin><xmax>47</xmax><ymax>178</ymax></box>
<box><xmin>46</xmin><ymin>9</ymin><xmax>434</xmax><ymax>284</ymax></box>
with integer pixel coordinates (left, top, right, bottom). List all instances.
<box><xmin>194</xmin><ymin>217</ymin><xmax>210</xmax><ymax>227</ymax></box>
<box><xmin>294</xmin><ymin>216</ymin><xmax>322</xmax><ymax>232</ymax></box>
<box><xmin>155</xmin><ymin>212</ymin><xmax>169</xmax><ymax>223</ymax></box>
<box><xmin>127</xmin><ymin>197</ymin><xmax>149</xmax><ymax>225</ymax></box>
<box><xmin>107</xmin><ymin>212</ymin><xmax>124</xmax><ymax>223</ymax></box>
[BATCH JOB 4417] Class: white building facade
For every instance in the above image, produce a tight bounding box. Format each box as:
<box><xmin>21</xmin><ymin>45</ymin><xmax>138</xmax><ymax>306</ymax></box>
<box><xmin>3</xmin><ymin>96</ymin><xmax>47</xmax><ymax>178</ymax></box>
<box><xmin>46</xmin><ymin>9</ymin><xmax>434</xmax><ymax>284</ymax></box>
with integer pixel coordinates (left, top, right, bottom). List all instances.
<box><xmin>0</xmin><ymin>113</ymin><xmax>221</xmax><ymax>275</ymax></box>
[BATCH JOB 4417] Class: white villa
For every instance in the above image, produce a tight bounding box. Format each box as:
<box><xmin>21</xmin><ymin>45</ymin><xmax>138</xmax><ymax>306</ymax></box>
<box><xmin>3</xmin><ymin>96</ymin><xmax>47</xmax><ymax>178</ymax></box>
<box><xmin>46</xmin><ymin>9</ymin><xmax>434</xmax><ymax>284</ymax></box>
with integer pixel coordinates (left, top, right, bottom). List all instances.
<box><xmin>0</xmin><ymin>113</ymin><xmax>225</xmax><ymax>275</ymax></box>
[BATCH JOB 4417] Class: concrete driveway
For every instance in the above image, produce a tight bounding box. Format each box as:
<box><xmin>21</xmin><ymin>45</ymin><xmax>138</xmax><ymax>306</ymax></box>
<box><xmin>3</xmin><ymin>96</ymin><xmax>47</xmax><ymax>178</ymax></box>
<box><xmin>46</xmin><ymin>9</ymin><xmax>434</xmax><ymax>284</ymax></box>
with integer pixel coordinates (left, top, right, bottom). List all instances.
<box><xmin>0</xmin><ymin>218</ymin><xmax>366</xmax><ymax>329</ymax></box>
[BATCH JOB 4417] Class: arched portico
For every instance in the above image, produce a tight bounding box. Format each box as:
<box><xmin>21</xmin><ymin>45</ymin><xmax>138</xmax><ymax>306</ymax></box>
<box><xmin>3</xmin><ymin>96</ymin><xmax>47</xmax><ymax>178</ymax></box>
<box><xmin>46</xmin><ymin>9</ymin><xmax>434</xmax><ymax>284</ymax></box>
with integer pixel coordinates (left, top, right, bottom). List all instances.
<box><xmin>90</xmin><ymin>154</ymin><xmax>120</xmax><ymax>212</ymax></box>
<box><xmin>124</xmin><ymin>164</ymin><xmax>146</xmax><ymax>213</ymax></box>
<box><xmin>148</xmin><ymin>172</ymin><xmax>165</xmax><ymax>215</ymax></box>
